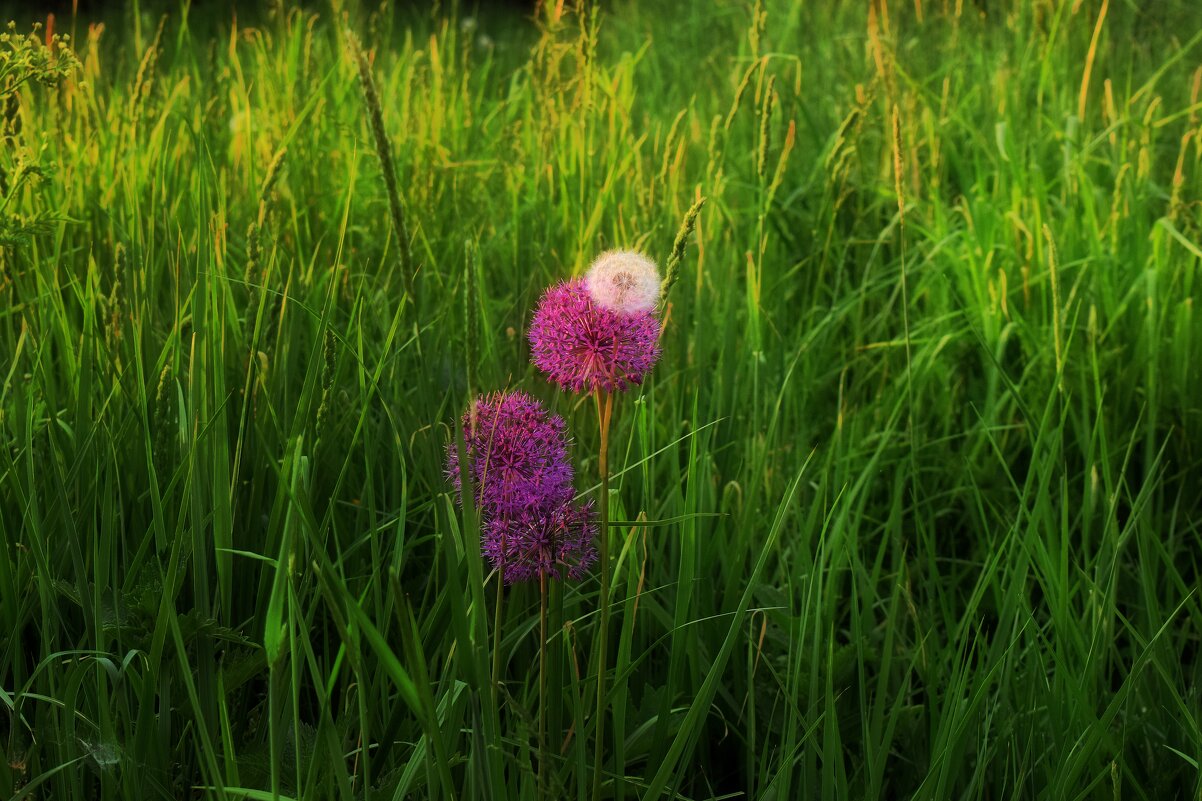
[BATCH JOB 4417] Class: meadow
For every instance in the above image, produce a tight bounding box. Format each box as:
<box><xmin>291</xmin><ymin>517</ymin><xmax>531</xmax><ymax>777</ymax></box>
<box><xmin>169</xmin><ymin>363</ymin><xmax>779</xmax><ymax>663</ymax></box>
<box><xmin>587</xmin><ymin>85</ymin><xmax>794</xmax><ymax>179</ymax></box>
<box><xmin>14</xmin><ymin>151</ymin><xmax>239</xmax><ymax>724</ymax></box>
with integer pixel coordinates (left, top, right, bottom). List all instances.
<box><xmin>2</xmin><ymin>0</ymin><xmax>1201</xmax><ymax>798</ymax></box>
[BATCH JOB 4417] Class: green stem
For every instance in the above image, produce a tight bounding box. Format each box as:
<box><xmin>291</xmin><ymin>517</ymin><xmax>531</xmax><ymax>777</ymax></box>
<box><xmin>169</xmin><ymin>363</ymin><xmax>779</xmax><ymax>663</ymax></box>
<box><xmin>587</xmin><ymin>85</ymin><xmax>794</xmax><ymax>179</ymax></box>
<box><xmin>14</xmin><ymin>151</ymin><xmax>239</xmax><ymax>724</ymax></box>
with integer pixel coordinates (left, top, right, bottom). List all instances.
<box><xmin>539</xmin><ymin>572</ymin><xmax>549</xmax><ymax>800</ymax></box>
<box><xmin>591</xmin><ymin>389</ymin><xmax>613</xmax><ymax>801</ymax></box>
<box><xmin>492</xmin><ymin>571</ymin><xmax>504</xmax><ymax>709</ymax></box>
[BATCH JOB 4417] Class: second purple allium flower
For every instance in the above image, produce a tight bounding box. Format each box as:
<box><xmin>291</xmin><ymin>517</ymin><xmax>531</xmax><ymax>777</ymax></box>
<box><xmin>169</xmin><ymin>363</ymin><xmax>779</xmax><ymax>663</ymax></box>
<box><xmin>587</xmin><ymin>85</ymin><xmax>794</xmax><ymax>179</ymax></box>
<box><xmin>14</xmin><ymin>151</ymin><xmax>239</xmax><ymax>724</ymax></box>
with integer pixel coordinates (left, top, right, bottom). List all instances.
<box><xmin>447</xmin><ymin>390</ymin><xmax>598</xmax><ymax>585</ymax></box>
<box><xmin>446</xmin><ymin>391</ymin><xmax>575</xmax><ymax>515</ymax></box>
<box><xmin>529</xmin><ymin>279</ymin><xmax>661</xmax><ymax>393</ymax></box>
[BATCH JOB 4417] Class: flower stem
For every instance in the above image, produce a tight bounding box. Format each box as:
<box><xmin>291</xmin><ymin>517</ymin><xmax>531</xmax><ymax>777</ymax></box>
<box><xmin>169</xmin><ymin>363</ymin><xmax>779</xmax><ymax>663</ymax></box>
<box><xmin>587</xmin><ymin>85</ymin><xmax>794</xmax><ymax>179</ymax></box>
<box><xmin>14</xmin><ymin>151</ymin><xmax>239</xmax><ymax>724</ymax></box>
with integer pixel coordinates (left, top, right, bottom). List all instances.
<box><xmin>492</xmin><ymin>574</ymin><xmax>504</xmax><ymax>709</ymax></box>
<box><xmin>591</xmin><ymin>389</ymin><xmax>613</xmax><ymax>801</ymax></box>
<box><xmin>540</xmin><ymin>572</ymin><xmax>549</xmax><ymax>800</ymax></box>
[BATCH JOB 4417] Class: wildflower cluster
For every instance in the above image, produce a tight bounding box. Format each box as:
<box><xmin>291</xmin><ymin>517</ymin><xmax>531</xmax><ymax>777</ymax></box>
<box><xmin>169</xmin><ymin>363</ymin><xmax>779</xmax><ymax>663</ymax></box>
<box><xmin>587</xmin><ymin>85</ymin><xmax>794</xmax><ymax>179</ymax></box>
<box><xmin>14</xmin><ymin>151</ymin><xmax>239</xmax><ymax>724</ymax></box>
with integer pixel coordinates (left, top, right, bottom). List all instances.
<box><xmin>447</xmin><ymin>249</ymin><xmax>664</xmax><ymax>586</ymax></box>
<box><xmin>0</xmin><ymin>21</ymin><xmax>82</xmax><ymax>102</ymax></box>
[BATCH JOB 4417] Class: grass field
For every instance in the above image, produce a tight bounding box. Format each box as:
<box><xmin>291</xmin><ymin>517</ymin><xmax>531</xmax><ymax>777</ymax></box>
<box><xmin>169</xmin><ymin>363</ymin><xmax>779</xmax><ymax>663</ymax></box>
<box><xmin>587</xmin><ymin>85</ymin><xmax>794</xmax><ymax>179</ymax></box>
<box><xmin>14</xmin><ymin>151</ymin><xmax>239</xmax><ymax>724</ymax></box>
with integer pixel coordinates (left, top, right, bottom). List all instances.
<box><xmin>2</xmin><ymin>0</ymin><xmax>1202</xmax><ymax>798</ymax></box>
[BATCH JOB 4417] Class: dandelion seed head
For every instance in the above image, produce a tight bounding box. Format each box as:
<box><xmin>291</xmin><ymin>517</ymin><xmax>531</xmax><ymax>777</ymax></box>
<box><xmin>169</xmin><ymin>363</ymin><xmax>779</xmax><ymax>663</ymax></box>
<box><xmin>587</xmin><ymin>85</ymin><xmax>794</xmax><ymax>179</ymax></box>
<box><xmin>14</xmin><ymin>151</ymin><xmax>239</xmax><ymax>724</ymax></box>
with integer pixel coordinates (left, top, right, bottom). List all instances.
<box><xmin>529</xmin><ymin>279</ymin><xmax>661</xmax><ymax>393</ymax></box>
<box><xmin>482</xmin><ymin>500</ymin><xmax>597</xmax><ymax>584</ymax></box>
<box><xmin>445</xmin><ymin>391</ymin><xmax>574</xmax><ymax>515</ymax></box>
<box><xmin>585</xmin><ymin>250</ymin><xmax>661</xmax><ymax>314</ymax></box>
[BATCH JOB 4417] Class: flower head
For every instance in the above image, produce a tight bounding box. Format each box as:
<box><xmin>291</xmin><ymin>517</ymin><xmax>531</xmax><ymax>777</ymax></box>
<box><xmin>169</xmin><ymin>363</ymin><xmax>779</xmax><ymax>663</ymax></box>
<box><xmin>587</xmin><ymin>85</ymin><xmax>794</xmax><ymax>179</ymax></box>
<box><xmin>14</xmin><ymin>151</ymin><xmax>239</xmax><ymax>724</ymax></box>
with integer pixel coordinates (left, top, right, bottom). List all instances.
<box><xmin>585</xmin><ymin>250</ymin><xmax>661</xmax><ymax>314</ymax></box>
<box><xmin>529</xmin><ymin>279</ymin><xmax>661</xmax><ymax>393</ymax></box>
<box><xmin>446</xmin><ymin>391</ymin><xmax>574</xmax><ymax>515</ymax></box>
<box><xmin>482</xmin><ymin>500</ymin><xmax>598</xmax><ymax>584</ymax></box>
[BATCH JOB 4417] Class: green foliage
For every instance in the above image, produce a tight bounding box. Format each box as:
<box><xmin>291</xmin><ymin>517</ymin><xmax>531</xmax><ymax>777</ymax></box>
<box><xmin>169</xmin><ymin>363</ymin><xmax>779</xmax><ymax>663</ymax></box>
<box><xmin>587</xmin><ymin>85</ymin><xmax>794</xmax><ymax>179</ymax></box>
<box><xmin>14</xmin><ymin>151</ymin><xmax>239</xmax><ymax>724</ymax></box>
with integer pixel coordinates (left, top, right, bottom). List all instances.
<box><xmin>0</xmin><ymin>21</ymin><xmax>80</xmax><ymax>98</ymax></box>
<box><xmin>0</xmin><ymin>22</ymin><xmax>80</xmax><ymax>247</ymax></box>
<box><xmin>1</xmin><ymin>1</ymin><xmax>1201</xmax><ymax>799</ymax></box>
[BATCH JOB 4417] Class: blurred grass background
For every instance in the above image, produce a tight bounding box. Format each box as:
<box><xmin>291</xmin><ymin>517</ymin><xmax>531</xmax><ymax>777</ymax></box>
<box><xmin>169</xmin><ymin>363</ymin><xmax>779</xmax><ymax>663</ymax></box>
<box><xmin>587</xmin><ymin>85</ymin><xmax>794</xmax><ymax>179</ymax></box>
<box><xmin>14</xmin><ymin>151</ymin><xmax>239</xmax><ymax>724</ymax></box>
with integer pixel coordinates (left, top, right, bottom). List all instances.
<box><xmin>1</xmin><ymin>0</ymin><xmax>1201</xmax><ymax>798</ymax></box>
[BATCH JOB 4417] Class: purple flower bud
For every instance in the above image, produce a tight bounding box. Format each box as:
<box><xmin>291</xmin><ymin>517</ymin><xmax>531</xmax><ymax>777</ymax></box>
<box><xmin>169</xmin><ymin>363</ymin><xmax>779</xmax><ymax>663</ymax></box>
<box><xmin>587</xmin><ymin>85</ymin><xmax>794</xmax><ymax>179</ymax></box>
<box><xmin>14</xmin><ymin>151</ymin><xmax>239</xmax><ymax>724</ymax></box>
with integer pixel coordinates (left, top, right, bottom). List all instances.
<box><xmin>528</xmin><ymin>279</ymin><xmax>661</xmax><ymax>393</ymax></box>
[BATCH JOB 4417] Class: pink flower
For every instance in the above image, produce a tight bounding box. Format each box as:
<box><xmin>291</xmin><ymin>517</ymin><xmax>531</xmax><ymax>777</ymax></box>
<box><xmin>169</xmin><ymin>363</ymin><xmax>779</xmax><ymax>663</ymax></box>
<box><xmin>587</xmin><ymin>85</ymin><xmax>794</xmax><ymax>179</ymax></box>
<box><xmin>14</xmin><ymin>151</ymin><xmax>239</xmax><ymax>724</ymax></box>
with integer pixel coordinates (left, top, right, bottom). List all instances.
<box><xmin>528</xmin><ymin>279</ymin><xmax>661</xmax><ymax>393</ymax></box>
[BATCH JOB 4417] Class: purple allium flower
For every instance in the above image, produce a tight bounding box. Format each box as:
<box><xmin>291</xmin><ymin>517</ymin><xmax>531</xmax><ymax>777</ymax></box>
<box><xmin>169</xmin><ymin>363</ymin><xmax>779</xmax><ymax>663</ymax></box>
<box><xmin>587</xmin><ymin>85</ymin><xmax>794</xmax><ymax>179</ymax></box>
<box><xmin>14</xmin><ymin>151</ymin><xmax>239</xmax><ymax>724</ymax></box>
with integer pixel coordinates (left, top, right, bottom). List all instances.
<box><xmin>482</xmin><ymin>500</ymin><xmax>598</xmax><ymax>584</ymax></box>
<box><xmin>446</xmin><ymin>391</ymin><xmax>574</xmax><ymax>515</ymax></box>
<box><xmin>528</xmin><ymin>279</ymin><xmax>661</xmax><ymax>393</ymax></box>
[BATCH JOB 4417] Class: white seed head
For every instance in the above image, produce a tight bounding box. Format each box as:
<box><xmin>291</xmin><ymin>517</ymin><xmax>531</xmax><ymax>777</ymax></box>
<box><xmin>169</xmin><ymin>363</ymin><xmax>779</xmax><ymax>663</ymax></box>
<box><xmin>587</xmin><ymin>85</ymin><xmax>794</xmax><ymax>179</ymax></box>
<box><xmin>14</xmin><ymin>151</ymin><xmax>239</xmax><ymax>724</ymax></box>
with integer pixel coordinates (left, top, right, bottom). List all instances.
<box><xmin>585</xmin><ymin>250</ymin><xmax>661</xmax><ymax>314</ymax></box>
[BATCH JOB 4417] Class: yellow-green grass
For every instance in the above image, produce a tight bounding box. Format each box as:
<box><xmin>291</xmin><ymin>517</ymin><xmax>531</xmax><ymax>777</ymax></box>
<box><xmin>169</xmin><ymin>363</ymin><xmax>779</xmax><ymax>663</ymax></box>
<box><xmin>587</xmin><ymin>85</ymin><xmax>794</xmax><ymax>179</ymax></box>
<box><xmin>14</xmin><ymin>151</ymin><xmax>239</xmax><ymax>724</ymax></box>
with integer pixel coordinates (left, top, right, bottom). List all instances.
<box><xmin>1</xmin><ymin>1</ymin><xmax>1200</xmax><ymax>798</ymax></box>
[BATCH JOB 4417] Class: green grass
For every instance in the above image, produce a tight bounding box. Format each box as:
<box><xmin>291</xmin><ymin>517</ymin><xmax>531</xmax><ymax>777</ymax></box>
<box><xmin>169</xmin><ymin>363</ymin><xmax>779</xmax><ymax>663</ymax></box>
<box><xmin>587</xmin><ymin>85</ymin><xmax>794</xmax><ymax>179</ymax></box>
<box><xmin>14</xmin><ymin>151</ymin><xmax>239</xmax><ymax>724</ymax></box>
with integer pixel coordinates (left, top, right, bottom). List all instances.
<box><xmin>2</xmin><ymin>0</ymin><xmax>1201</xmax><ymax>798</ymax></box>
